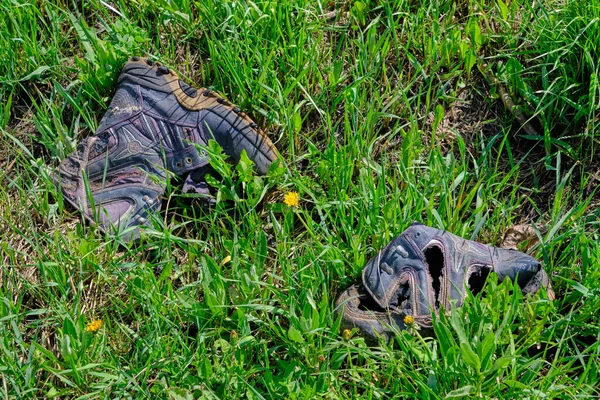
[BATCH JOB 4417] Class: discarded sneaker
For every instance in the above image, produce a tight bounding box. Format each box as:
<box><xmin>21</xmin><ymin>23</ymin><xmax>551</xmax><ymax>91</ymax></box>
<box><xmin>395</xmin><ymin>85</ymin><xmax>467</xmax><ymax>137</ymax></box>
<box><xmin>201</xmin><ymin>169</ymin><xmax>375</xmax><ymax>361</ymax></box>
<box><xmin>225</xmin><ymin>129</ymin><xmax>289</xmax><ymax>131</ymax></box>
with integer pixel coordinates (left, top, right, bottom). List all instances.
<box><xmin>335</xmin><ymin>223</ymin><xmax>553</xmax><ymax>342</ymax></box>
<box><xmin>55</xmin><ymin>57</ymin><xmax>278</xmax><ymax>241</ymax></box>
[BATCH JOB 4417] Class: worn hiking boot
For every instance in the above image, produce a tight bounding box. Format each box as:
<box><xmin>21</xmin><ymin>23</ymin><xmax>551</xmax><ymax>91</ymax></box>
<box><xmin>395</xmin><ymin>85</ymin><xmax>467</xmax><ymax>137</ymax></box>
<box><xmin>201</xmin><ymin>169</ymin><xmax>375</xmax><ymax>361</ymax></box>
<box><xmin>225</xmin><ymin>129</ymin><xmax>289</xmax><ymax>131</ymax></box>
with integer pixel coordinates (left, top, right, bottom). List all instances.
<box><xmin>55</xmin><ymin>57</ymin><xmax>278</xmax><ymax>241</ymax></box>
<box><xmin>335</xmin><ymin>223</ymin><xmax>553</xmax><ymax>343</ymax></box>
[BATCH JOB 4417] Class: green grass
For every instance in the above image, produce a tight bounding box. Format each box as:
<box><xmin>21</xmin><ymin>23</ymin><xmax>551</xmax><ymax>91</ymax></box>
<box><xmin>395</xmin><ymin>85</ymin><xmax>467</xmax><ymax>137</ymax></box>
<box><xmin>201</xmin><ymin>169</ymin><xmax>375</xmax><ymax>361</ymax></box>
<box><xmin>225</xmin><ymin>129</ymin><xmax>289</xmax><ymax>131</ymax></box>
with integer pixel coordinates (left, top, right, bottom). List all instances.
<box><xmin>1</xmin><ymin>0</ymin><xmax>599</xmax><ymax>398</ymax></box>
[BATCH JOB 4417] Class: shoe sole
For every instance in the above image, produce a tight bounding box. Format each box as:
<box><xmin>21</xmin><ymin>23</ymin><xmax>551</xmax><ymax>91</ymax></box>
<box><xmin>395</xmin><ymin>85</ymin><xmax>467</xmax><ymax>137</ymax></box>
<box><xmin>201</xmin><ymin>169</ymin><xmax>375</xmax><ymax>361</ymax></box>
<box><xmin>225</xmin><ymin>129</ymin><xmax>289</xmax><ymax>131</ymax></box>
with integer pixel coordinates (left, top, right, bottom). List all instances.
<box><xmin>121</xmin><ymin>57</ymin><xmax>278</xmax><ymax>174</ymax></box>
<box><xmin>335</xmin><ymin>284</ymin><xmax>434</xmax><ymax>343</ymax></box>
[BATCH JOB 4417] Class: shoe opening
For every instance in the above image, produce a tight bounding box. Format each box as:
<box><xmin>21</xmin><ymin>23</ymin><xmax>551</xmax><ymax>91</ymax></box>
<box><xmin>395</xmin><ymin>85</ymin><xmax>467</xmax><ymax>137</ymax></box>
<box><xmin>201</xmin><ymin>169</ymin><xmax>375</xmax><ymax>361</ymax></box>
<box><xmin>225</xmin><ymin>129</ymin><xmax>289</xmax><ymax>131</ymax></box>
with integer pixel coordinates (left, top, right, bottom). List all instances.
<box><xmin>358</xmin><ymin>293</ymin><xmax>387</xmax><ymax>312</ymax></box>
<box><xmin>468</xmin><ymin>265</ymin><xmax>492</xmax><ymax>296</ymax></box>
<box><xmin>388</xmin><ymin>280</ymin><xmax>411</xmax><ymax>310</ymax></box>
<box><xmin>424</xmin><ymin>245</ymin><xmax>444</xmax><ymax>308</ymax></box>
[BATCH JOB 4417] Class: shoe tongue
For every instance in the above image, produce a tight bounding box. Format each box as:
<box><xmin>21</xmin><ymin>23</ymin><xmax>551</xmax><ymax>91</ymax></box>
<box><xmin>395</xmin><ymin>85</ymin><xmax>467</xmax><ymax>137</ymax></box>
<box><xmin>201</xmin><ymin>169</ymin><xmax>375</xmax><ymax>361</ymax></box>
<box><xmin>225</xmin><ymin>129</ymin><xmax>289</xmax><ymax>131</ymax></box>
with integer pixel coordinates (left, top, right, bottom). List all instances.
<box><xmin>362</xmin><ymin>227</ymin><xmax>434</xmax><ymax>309</ymax></box>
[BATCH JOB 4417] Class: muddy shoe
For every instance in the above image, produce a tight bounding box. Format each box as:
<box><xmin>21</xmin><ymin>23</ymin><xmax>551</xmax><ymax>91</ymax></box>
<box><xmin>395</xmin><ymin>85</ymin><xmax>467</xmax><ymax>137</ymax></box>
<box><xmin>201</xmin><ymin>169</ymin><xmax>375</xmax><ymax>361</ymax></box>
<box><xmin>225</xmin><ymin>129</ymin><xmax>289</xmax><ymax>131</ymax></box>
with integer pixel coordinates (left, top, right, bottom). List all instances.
<box><xmin>335</xmin><ymin>223</ymin><xmax>552</xmax><ymax>343</ymax></box>
<box><xmin>55</xmin><ymin>57</ymin><xmax>278</xmax><ymax>241</ymax></box>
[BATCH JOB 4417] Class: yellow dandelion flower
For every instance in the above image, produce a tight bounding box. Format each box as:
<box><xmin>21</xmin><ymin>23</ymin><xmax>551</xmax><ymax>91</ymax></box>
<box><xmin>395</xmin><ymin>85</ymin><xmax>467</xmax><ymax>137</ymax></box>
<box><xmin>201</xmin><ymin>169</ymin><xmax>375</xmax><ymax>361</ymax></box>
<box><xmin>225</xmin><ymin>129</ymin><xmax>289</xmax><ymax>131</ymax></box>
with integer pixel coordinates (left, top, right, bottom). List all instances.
<box><xmin>342</xmin><ymin>329</ymin><xmax>352</xmax><ymax>341</ymax></box>
<box><xmin>403</xmin><ymin>315</ymin><xmax>415</xmax><ymax>325</ymax></box>
<box><xmin>283</xmin><ymin>191</ymin><xmax>300</xmax><ymax>207</ymax></box>
<box><xmin>86</xmin><ymin>319</ymin><xmax>103</xmax><ymax>333</ymax></box>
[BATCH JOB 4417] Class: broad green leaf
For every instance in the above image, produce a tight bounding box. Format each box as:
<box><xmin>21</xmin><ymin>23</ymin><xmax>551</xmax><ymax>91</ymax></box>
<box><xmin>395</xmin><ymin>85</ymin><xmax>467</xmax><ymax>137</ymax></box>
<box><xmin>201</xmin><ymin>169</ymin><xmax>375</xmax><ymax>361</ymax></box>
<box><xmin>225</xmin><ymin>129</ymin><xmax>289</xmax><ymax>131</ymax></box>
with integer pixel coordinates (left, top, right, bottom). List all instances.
<box><xmin>293</xmin><ymin>111</ymin><xmax>302</xmax><ymax>133</ymax></box>
<box><xmin>446</xmin><ymin>385</ymin><xmax>475</xmax><ymax>398</ymax></box>
<box><xmin>19</xmin><ymin>65</ymin><xmax>50</xmax><ymax>82</ymax></box>
<box><xmin>288</xmin><ymin>326</ymin><xmax>304</xmax><ymax>344</ymax></box>
<box><xmin>479</xmin><ymin>331</ymin><xmax>497</xmax><ymax>372</ymax></box>
<box><xmin>498</xmin><ymin>0</ymin><xmax>509</xmax><ymax>20</ymax></box>
<box><xmin>432</xmin><ymin>104</ymin><xmax>445</xmax><ymax>134</ymax></box>
<box><xmin>493</xmin><ymin>355</ymin><xmax>513</xmax><ymax>371</ymax></box>
<box><xmin>450</xmin><ymin>307</ymin><xmax>469</xmax><ymax>345</ymax></box>
<box><xmin>460</xmin><ymin>342</ymin><xmax>480</xmax><ymax>372</ymax></box>
<box><xmin>470</xmin><ymin>21</ymin><xmax>483</xmax><ymax>52</ymax></box>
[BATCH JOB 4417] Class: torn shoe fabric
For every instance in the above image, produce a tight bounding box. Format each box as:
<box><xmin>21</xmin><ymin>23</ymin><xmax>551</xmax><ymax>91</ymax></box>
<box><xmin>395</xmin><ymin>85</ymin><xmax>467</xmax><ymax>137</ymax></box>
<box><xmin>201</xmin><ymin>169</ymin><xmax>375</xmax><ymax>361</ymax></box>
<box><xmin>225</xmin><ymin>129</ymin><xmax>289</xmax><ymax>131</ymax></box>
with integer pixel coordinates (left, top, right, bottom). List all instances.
<box><xmin>335</xmin><ymin>223</ymin><xmax>553</xmax><ymax>342</ymax></box>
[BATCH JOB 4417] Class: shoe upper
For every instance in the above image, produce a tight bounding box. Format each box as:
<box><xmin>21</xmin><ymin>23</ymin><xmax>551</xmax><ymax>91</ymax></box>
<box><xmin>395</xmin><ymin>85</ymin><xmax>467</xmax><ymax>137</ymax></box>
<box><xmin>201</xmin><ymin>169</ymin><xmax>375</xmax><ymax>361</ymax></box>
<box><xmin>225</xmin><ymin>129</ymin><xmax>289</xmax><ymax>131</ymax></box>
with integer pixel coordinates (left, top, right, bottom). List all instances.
<box><xmin>361</xmin><ymin>223</ymin><xmax>543</xmax><ymax>314</ymax></box>
<box><xmin>336</xmin><ymin>223</ymin><xmax>549</xmax><ymax>343</ymax></box>
<box><xmin>56</xmin><ymin>57</ymin><xmax>278</xmax><ymax>240</ymax></box>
